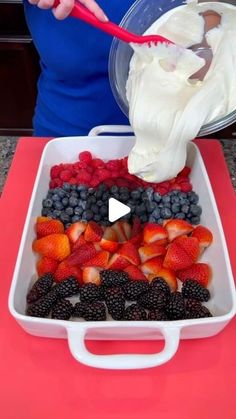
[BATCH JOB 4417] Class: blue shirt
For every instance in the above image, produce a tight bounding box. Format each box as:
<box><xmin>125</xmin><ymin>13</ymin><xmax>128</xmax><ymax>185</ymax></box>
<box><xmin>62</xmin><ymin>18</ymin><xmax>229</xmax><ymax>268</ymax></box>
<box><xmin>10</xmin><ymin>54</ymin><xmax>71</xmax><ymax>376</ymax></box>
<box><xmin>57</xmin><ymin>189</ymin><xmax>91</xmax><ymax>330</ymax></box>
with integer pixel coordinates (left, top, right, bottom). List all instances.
<box><xmin>23</xmin><ymin>1</ymin><xmax>134</xmax><ymax>136</ymax></box>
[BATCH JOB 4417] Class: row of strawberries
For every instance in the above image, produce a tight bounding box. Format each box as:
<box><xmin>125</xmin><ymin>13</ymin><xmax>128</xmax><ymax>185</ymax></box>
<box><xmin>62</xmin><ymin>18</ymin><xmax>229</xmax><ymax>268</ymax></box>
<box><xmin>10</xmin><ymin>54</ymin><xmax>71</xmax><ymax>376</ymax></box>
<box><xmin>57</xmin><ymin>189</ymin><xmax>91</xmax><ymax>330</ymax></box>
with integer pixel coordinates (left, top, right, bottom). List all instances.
<box><xmin>32</xmin><ymin>217</ymin><xmax>213</xmax><ymax>292</ymax></box>
<box><xmin>49</xmin><ymin>150</ymin><xmax>192</xmax><ymax>194</ymax></box>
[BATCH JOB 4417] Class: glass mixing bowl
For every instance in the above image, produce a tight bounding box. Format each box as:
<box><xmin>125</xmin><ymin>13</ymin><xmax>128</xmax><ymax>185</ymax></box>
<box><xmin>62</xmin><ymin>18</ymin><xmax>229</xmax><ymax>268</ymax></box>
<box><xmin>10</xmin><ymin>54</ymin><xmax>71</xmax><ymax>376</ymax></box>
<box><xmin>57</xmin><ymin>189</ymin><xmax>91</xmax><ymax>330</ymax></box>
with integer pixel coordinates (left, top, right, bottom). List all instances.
<box><xmin>108</xmin><ymin>0</ymin><xmax>236</xmax><ymax>136</ymax></box>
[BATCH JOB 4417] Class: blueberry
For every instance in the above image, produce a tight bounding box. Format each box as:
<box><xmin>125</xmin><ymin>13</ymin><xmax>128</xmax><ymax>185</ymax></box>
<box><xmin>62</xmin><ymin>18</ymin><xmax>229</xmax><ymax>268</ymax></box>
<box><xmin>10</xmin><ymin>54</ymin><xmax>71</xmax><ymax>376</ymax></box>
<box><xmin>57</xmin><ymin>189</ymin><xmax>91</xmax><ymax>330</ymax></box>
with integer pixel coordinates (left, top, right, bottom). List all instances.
<box><xmin>188</xmin><ymin>192</ymin><xmax>199</xmax><ymax>204</ymax></box>
<box><xmin>130</xmin><ymin>205</ymin><xmax>136</xmax><ymax>213</ymax></box>
<box><xmin>46</xmin><ymin>211</ymin><xmax>54</xmax><ymax>218</ymax></box>
<box><xmin>53</xmin><ymin>201</ymin><xmax>64</xmax><ymax>211</ymax></box>
<box><xmin>100</xmin><ymin>205</ymin><xmax>108</xmax><ymax>216</ymax></box>
<box><xmin>135</xmin><ymin>204</ymin><xmax>146</xmax><ymax>215</ymax></box>
<box><xmin>146</xmin><ymin>202</ymin><xmax>158</xmax><ymax>213</ymax></box>
<box><xmin>140</xmin><ymin>214</ymin><xmax>148</xmax><ymax>223</ymax></box>
<box><xmin>71</xmin><ymin>215</ymin><xmax>81</xmax><ymax>223</ymax></box>
<box><xmin>181</xmin><ymin>205</ymin><xmax>190</xmax><ymax>214</ymax></box>
<box><xmin>43</xmin><ymin>198</ymin><xmax>53</xmax><ymax>208</ymax></box>
<box><xmin>179</xmin><ymin>192</ymin><xmax>187</xmax><ymax>199</ymax></box>
<box><xmin>80</xmin><ymin>201</ymin><xmax>87</xmax><ymax>210</ymax></box>
<box><xmin>91</xmin><ymin>205</ymin><xmax>99</xmax><ymax>214</ymax></box>
<box><xmin>119</xmin><ymin>187</ymin><xmax>129</xmax><ymax>195</ymax></box>
<box><xmin>80</xmin><ymin>190</ymin><xmax>88</xmax><ymax>200</ymax></box>
<box><xmin>52</xmin><ymin>209</ymin><xmax>62</xmax><ymax>218</ymax></box>
<box><xmin>157</xmin><ymin>218</ymin><xmax>164</xmax><ymax>225</ymax></box>
<box><xmin>60</xmin><ymin>212</ymin><xmax>71</xmax><ymax>223</ymax></box>
<box><xmin>141</xmin><ymin>191</ymin><xmax>150</xmax><ymax>201</ymax></box>
<box><xmin>58</xmin><ymin>189</ymin><xmax>66</xmax><ymax>198</ymax></box>
<box><xmin>65</xmin><ymin>207</ymin><xmax>74</xmax><ymax>216</ymax></box>
<box><xmin>74</xmin><ymin>206</ymin><xmax>83</xmax><ymax>215</ymax></box>
<box><xmin>120</xmin><ymin>193</ymin><xmax>129</xmax><ymax>202</ymax></box>
<box><xmin>148</xmin><ymin>215</ymin><xmax>157</xmax><ymax>223</ymax></box>
<box><xmin>151</xmin><ymin>209</ymin><xmax>161</xmax><ymax>219</ymax></box>
<box><xmin>102</xmin><ymin>192</ymin><xmax>109</xmax><ymax>201</ymax></box>
<box><xmin>161</xmin><ymin>208</ymin><xmax>172</xmax><ymax>219</ymax></box>
<box><xmin>95</xmin><ymin>190</ymin><xmax>103</xmax><ymax>199</ymax></box>
<box><xmin>113</xmin><ymin>193</ymin><xmax>120</xmax><ymax>200</ymax></box>
<box><xmin>65</xmin><ymin>223</ymin><xmax>71</xmax><ymax>229</ymax></box>
<box><xmin>41</xmin><ymin>208</ymin><xmax>49</xmax><ymax>216</ymax></box>
<box><xmin>69</xmin><ymin>197</ymin><xmax>79</xmax><ymax>207</ymax></box>
<box><xmin>179</xmin><ymin>198</ymin><xmax>189</xmax><ymax>206</ymax></box>
<box><xmin>88</xmin><ymin>188</ymin><xmax>95</xmax><ymax>195</ymax></box>
<box><xmin>170</xmin><ymin>196</ymin><xmax>180</xmax><ymax>204</ymax></box>
<box><xmin>190</xmin><ymin>204</ymin><xmax>202</xmax><ymax>216</ymax></box>
<box><xmin>62</xmin><ymin>197</ymin><xmax>69</xmax><ymax>207</ymax></box>
<box><xmin>171</xmin><ymin>203</ymin><xmax>180</xmax><ymax>213</ymax></box>
<box><xmin>191</xmin><ymin>216</ymin><xmax>201</xmax><ymax>225</ymax></box>
<box><xmin>82</xmin><ymin>210</ymin><xmax>93</xmax><ymax>221</ymax></box>
<box><xmin>98</xmin><ymin>184</ymin><xmax>107</xmax><ymax>192</ymax></box>
<box><xmin>52</xmin><ymin>194</ymin><xmax>60</xmax><ymax>202</ymax></box>
<box><xmin>153</xmin><ymin>192</ymin><xmax>162</xmax><ymax>203</ymax></box>
<box><xmin>62</xmin><ymin>183</ymin><xmax>71</xmax><ymax>191</ymax></box>
<box><xmin>97</xmin><ymin>200</ymin><xmax>103</xmax><ymax>207</ymax></box>
<box><xmin>163</xmin><ymin>203</ymin><xmax>171</xmax><ymax>209</ymax></box>
<box><xmin>130</xmin><ymin>190</ymin><xmax>141</xmax><ymax>200</ymax></box>
<box><xmin>162</xmin><ymin>195</ymin><xmax>171</xmax><ymax>204</ymax></box>
<box><xmin>111</xmin><ymin>185</ymin><xmax>118</xmax><ymax>194</ymax></box>
<box><xmin>93</xmin><ymin>214</ymin><xmax>102</xmax><ymax>222</ymax></box>
<box><xmin>70</xmin><ymin>191</ymin><xmax>79</xmax><ymax>198</ymax></box>
<box><xmin>77</xmin><ymin>185</ymin><xmax>87</xmax><ymax>192</ymax></box>
<box><xmin>175</xmin><ymin>212</ymin><xmax>185</xmax><ymax>219</ymax></box>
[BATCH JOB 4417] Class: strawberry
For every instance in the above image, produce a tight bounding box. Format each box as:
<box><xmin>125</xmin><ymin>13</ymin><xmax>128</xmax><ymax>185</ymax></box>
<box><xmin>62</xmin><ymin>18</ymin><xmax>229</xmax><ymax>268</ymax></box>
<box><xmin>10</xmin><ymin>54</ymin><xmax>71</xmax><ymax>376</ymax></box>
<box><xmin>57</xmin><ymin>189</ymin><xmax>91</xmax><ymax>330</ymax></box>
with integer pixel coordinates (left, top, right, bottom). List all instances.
<box><xmin>99</xmin><ymin>227</ymin><xmax>119</xmax><ymax>253</ymax></box>
<box><xmin>36</xmin><ymin>216</ymin><xmax>51</xmax><ymax>223</ymax></box>
<box><xmin>131</xmin><ymin>217</ymin><xmax>142</xmax><ymax>238</ymax></box>
<box><xmin>72</xmin><ymin>234</ymin><xmax>87</xmax><ymax>250</ymax></box>
<box><xmin>65</xmin><ymin>221</ymin><xmax>86</xmax><ymax>243</ymax></box>
<box><xmin>141</xmin><ymin>256</ymin><xmax>164</xmax><ymax>275</ymax></box>
<box><xmin>84</xmin><ymin>221</ymin><xmax>103</xmax><ymax>242</ymax></box>
<box><xmin>66</xmin><ymin>243</ymin><xmax>98</xmax><ymax>266</ymax></box>
<box><xmin>143</xmin><ymin>223</ymin><xmax>168</xmax><ymax>245</ymax></box>
<box><xmin>82</xmin><ymin>267</ymin><xmax>101</xmax><ymax>285</ymax></box>
<box><xmin>121</xmin><ymin>221</ymin><xmax>132</xmax><ymax>240</ymax></box>
<box><xmin>111</xmin><ymin>221</ymin><xmax>127</xmax><ymax>243</ymax></box>
<box><xmin>177</xmin><ymin>263</ymin><xmax>211</xmax><ymax>287</ymax></box>
<box><xmin>191</xmin><ymin>225</ymin><xmax>213</xmax><ymax>252</ymax></box>
<box><xmin>36</xmin><ymin>257</ymin><xmax>59</xmax><ymax>276</ymax></box>
<box><xmin>107</xmin><ymin>253</ymin><xmax>130</xmax><ymax>270</ymax></box>
<box><xmin>117</xmin><ymin>242</ymin><xmax>140</xmax><ymax>266</ymax></box>
<box><xmin>36</xmin><ymin>219</ymin><xmax>64</xmax><ymax>238</ymax></box>
<box><xmin>124</xmin><ymin>265</ymin><xmax>147</xmax><ymax>281</ymax></box>
<box><xmin>82</xmin><ymin>251</ymin><xmax>110</xmax><ymax>268</ymax></box>
<box><xmin>148</xmin><ymin>267</ymin><xmax>177</xmax><ymax>291</ymax></box>
<box><xmin>32</xmin><ymin>234</ymin><xmax>71</xmax><ymax>261</ymax></box>
<box><xmin>129</xmin><ymin>232</ymin><xmax>143</xmax><ymax>246</ymax></box>
<box><xmin>54</xmin><ymin>261</ymin><xmax>82</xmax><ymax>283</ymax></box>
<box><xmin>174</xmin><ymin>236</ymin><xmax>200</xmax><ymax>262</ymax></box>
<box><xmin>138</xmin><ymin>243</ymin><xmax>167</xmax><ymax>263</ymax></box>
<box><xmin>164</xmin><ymin>219</ymin><xmax>193</xmax><ymax>241</ymax></box>
<box><xmin>163</xmin><ymin>242</ymin><xmax>192</xmax><ymax>271</ymax></box>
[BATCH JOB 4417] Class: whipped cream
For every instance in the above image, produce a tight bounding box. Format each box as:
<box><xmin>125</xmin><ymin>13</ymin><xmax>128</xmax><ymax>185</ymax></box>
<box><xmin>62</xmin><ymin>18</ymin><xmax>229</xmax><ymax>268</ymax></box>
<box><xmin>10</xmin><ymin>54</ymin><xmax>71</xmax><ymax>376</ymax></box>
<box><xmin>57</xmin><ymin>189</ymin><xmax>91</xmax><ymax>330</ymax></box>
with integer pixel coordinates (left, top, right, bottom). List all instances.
<box><xmin>126</xmin><ymin>1</ymin><xmax>236</xmax><ymax>183</ymax></box>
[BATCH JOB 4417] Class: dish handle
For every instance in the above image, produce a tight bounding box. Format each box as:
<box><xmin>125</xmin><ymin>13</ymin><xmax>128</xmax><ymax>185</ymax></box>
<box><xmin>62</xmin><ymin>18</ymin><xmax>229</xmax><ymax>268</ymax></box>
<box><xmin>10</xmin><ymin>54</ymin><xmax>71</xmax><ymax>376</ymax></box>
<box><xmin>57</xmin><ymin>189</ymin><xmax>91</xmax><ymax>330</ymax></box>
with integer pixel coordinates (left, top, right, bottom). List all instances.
<box><xmin>88</xmin><ymin>125</ymin><xmax>133</xmax><ymax>136</ymax></box>
<box><xmin>67</xmin><ymin>324</ymin><xmax>180</xmax><ymax>370</ymax></box>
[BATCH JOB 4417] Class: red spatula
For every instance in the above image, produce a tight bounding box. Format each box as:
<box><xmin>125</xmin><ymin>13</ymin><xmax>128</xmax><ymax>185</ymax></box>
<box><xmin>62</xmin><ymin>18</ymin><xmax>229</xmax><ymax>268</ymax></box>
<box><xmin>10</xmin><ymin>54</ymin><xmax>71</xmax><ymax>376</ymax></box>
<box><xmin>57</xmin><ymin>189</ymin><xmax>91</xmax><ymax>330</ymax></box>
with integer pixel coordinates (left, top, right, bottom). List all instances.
<box><xmin>53</xmin><ymin>0</ymin><xmax>174</xmax><ymax>45</ymax></box>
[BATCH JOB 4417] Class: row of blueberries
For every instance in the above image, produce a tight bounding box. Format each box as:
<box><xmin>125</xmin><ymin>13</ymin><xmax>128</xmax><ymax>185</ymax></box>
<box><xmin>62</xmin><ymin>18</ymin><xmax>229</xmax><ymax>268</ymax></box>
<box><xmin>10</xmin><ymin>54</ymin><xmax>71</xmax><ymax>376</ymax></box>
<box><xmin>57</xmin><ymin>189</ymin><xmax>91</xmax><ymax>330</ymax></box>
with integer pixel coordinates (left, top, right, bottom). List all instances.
<box><xmin>41</xmin><ymin>183</ymin><xmax>202</xmax><ymax>227</ymax></box>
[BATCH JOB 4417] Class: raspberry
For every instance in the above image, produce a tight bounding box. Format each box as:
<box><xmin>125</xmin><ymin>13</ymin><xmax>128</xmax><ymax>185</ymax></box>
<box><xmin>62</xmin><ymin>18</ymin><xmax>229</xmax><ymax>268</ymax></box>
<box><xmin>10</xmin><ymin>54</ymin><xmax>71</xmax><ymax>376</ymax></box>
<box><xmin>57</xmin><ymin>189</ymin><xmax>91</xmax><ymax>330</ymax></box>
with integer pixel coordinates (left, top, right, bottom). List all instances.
<box><xmin>178</xmin><ymin>166</ymin><xmax>191</xmax><ymax>177</ymax></box>
<box><xmin>79</xmin><ymin>151</ymin><xmax>92</xmax><ymax>163</ymax></box>
<box><xmin>154</xmin><ymin>186</ymin><xmax>168</xmax><ymax>195</ymax></box>
<box><xmin>180</xmin><ymin>182</ymin><xmax>192</xmax><ymax>192</ymax></box>
<box><xmin>97</xmin><ymin>169</ymin><xmax>111</xmax><ymax>181</ymax></box>
<box><xmin>106</xmin><ymin>160</ymin><xmax>121</xmax><ymax>171</ymax></box>
<box><xmin>116</xmin><ymin>178</ymin><xmax>130</xmax><ymax>188</ymax></box>
<box><xmin>69</xmin><ymin>177</ymin><xmax>77</xmax><ymax>185</ymax></box>
<box><xmin>92</xmin><ymin>158</ymin><xmax>105</xmax><ymax>169</ymax></box>
<box><xmin>76</xmin><ymin>170</ymin><xmax>92</xmax><ymax>184</ymax></box>
<box><xmin>49</xmin><ymin>178</ymin><xmax>62</xmax><ymax>189</ymax></box>
<box><xmin>111</xmin><ymin>170</ymin><xmax>121</xmax><ymax>179</ymax></box>
<box><xmin>50</xmin><ymin>165</ymin><xmax>62</xmax><ymax>179</ymax></box>
<box><xmin>103</xmin><ymin>179</ymin><xmax>114</xmax><ymax>188</ymax></box>
<box><xmin>121</xmin><ymin>157</ymin><xmax>128</xmax><ymax>169</ymax></box>
<box><xmin>90</xmin><ymin>178</ymin><xmax>100</xmax><ymax>188</ymax></box>
<box><xmin>60</xmin><ymin>170</ymin><xmax>73</xmax><ymax>182</ymax></box>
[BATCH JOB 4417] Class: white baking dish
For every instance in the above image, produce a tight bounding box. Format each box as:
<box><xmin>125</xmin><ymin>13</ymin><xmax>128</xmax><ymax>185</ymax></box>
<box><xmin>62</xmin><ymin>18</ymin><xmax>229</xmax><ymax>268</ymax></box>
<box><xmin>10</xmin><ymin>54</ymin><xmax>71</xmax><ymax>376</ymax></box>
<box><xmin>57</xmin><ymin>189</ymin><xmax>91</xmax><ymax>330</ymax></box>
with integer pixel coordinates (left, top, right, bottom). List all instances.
<box><xmin>8</xmin><ymin>125</ymin><xmax>236</xmax><ymax>370</ymax></box>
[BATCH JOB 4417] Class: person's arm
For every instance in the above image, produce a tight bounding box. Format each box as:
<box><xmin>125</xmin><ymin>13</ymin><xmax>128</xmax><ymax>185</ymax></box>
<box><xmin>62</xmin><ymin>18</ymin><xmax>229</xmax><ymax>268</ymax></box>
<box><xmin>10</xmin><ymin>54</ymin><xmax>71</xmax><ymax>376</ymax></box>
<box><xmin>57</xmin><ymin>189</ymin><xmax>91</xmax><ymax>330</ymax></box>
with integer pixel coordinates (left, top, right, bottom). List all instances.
<box><xmin>27</xmin><ymin>0</ymin><xmax>108</xmax><ymax>21</ymax></box>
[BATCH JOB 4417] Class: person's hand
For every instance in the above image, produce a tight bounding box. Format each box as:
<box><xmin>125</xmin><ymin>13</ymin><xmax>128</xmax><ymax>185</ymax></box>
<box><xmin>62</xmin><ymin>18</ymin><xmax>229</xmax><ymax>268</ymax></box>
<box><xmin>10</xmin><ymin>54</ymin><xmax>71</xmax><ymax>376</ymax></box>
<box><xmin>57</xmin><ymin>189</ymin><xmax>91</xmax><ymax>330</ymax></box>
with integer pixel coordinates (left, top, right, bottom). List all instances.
<box><xmin>28</xmin><ymin>0</ymin><xmax>108</xmax><ymax>21</ymax></box>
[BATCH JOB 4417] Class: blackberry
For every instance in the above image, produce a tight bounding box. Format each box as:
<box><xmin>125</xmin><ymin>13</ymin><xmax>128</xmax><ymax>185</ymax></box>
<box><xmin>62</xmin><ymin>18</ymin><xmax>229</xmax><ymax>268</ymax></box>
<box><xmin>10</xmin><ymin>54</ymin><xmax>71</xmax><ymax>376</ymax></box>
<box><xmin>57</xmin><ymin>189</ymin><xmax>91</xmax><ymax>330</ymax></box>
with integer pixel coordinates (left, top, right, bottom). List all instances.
<box><xmin>51</xmin><ymin>299</ymin><xmax>74</xmax><ymax>320</ymax></box>
<box><xmin>123</xmin><ymin>280</ymin><xmax>149</xmax><ymax>301</ymax></box>
<box><xmin>26</xmin><ymin>273</ymin><xmax>54</xmax><ymax>304</ymax></box>
<box><xmin>54</xmin><ymin>277</ymin><xmax>80</xmax><ymax>298</ymax></box>
<box><xmin>27</xmin><ymin>289</ymin><xmax>58</xmax><ymax>318</ymax></box>
<box><xmin>100</xmin><ymin>270</ymin><xmax>129</xmax><ymax>288</ymax></box>
<box><xmin>182</xmin><ymin>280</ymin><xmax>210</xmax><ymax>302</ymax></box>
<box><xmin>84</xmin><ymin>302</ymin><xmax>107</xmax><ymax>321</ymax></box>
<box><xmin>80</xmin><ymin>283</ymin><xmax>100</xmax><ymax>303</ymax></box>
<box><xmin>185</xmin><ymin>299</ymin><xmax>212</xmax><ymax>319</ymax></box>
<box><xmin>123</xmin><ymin>304</ymin><xmax>147</xmax><ymax>320</ymax></box>
<box><xmin>148</xmin><ymin>309</ymin><xmax>169</xmax><ymax>321</ymax></box>
<box><xmin>73</xmin><ymin>301</ymin><xmax>87</xmax><ymax>317</ymax></box>
<box><xmin>105</xmin><ymin>287</ymin><xmax>125</xmax><ymax>320</ymax></box>
<box><xmin>150</xmin><ymin>278</ymin><xmax>171</xmax><ymax>296</ymax></box>
<box><xmin>138</xmin><ymin>289</ymin><xmax>168</xmax><ymax>310</ymax></box>
<box><xmin>165</xmin><ymin>292</ymin><xmax>185</xmax><ymax>320</ymax></box>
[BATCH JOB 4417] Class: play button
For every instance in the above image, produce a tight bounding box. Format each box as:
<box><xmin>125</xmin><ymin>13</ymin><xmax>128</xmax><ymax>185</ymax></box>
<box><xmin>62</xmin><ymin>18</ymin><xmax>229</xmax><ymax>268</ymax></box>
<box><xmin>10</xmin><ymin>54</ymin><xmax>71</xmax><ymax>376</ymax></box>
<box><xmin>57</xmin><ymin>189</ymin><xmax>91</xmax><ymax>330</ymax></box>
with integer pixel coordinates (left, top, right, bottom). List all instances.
<box><xmin>108</xmin><ymin>198</ymin><xmax>131</xmax><ymax>223</ymax></box>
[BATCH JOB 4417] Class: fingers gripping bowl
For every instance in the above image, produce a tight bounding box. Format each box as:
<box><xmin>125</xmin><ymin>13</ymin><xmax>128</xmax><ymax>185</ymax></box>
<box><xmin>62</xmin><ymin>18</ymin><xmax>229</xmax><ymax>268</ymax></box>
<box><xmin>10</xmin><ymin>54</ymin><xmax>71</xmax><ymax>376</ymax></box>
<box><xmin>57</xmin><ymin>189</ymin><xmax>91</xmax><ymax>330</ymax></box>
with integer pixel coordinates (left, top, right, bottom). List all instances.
<box><xmin>8</xmin><ymin>128</ymin><xmax>236</xmax><ymax>370</ymax></box>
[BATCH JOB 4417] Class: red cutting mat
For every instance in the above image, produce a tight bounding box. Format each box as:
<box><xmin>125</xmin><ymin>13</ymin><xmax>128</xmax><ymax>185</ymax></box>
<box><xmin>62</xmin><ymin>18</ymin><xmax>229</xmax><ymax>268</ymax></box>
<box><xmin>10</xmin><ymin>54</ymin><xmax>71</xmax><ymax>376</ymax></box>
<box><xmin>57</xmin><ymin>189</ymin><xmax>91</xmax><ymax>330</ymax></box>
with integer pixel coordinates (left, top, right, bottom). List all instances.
<box><xmin>0</xmin><ymin>138</ymin><xmax>235</xmax><ymax>419</ymax></box>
